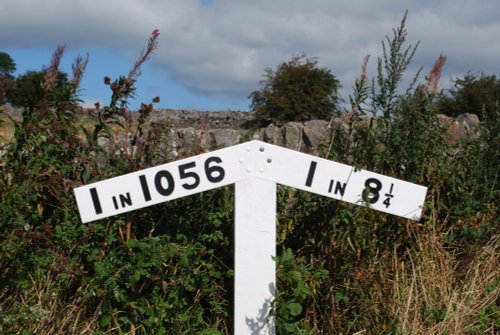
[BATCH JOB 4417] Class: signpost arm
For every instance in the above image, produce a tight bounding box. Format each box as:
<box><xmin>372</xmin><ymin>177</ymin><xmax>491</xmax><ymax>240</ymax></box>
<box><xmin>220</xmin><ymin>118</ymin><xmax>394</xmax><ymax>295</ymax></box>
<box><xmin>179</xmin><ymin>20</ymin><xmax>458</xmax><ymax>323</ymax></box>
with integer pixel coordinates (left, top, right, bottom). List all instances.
<box><xmin>234</xmin><ymin>178</ymin><xmax>276</xmax><ymax>335</ymax></box>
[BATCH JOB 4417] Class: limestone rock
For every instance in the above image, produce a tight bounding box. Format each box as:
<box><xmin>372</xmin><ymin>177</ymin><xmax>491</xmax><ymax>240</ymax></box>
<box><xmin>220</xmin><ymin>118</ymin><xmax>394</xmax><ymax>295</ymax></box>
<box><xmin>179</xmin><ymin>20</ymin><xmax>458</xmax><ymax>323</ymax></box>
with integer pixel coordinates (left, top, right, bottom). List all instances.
<box><xmin>456</xmin><ymin>113</ymin><xmax>480</xmax><ymax>134</ymax></box>
<box><xmin>303</xmin><ymin>120</ymin><xmax>330</xmax><ymax>152</ymax></box>
<box><xmin>437</xmin><ymin>113</ymin><xmax>480</xmax><ymax>141</ymax></box>
<box><xmin>263</xmin><ymin>123</ymin><xmax>284</xmax><ymax>146</ymax></box>
<box><xmin>205</xmin><ymin>128</ymin><xmax>246</xmax><ymax>148</ymax></box>
<box><xmin>283</xmin><ymin>122</ymin><xmax>304</xmax><ymax>151</ymax></box>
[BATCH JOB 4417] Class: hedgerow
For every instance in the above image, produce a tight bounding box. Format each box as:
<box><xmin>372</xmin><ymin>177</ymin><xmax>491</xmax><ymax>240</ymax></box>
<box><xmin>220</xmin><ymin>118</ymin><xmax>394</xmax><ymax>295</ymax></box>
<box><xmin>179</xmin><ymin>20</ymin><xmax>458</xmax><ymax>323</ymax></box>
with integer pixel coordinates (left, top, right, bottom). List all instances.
<box><xmin>1</xmin><ymin>15</ymin><xmax>498</xmax><ymax>335</ymax></box>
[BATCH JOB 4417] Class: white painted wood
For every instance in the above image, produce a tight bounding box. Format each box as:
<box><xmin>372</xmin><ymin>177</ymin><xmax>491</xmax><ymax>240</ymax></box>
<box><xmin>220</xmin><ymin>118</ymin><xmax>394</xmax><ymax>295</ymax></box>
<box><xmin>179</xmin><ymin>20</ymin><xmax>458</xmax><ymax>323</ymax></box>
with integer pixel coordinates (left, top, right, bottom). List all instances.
<box><xmin>251</xmin><ymin>141</ymin><xmax>427</xmax><ymax>220</ymax></box>
<box><xmin>74</xmin><ymin>142</ymin><xmax>255</xmax><ymax>223</ymax></box>
<box><xmin>75</xmin><ymin>140</ymin><xmax>427</xmax><ymax>222</ymax></box>
<box><xmin>234</xmin><ymin>178</ymin><xmax>276</xmax><ymax>335</ymax></box>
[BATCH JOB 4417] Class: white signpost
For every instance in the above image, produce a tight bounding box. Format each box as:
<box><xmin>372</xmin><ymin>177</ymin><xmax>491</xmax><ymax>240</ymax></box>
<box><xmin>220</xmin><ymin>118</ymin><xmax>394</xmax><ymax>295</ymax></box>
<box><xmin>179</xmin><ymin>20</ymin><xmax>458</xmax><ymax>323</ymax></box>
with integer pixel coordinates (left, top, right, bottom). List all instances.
<box><xmin>74</xmin><ymin>140</ymin><xmax>427</xmax><ymax>334</ymax></box>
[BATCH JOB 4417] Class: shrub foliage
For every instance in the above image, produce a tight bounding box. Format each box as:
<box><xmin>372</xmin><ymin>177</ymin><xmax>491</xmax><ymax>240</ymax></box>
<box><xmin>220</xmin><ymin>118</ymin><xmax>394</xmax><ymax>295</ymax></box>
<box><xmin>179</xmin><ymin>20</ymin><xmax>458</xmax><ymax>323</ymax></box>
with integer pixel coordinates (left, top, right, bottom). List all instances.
<box><xmin>437</xmin><ymin>72</ymin><xmax>500</xmax><ymax>121</ymax></box>
<box><xmin>249</xmin><ymin>54</ymin><xmax>341</xmax><ymax>125</ymax></box>
<box><xmin>0</xmin><ymin>17</ymin><xmax>498</xmax><ymax>335</ymax></box>
<box><xmin>0</xmin><ymin>51</ymin><xmax>16</xmax><ymax>105</ymax></box>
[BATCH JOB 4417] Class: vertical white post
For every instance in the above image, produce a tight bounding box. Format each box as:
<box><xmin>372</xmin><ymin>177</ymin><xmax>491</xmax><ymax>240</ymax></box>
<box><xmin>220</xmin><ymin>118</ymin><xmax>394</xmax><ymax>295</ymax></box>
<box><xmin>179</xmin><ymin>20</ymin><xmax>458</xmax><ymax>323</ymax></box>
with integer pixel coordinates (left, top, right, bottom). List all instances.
<box><xmin>234</xmin><ymin>178</ymin><xmax>276</xmax><ymax>335</ymax></box>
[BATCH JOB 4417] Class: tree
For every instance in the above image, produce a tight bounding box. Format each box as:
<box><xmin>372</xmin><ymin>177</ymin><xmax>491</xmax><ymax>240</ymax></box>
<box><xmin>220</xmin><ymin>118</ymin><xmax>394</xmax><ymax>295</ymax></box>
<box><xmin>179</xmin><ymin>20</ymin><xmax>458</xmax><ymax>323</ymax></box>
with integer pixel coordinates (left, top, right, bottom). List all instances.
<box><xmin>249</xmin><ymin>54</ymin><xmax>341</xmax><ymax>125</ymax></box>
<box><xmin>437</xmin><ymin>73</ymin><xmax>500</xmax><ymax>122</ymax></box>
<box><xmin>0</xmin><ymin>51</ymin><xmax>16</xmax><ymax>104</ymax></box>
<box><xmin>0</xmin><ymin>52</ymin><xmax>16</xmax><ymax>75</ymax></box>
<box><xmin>5</xmin><ymin>69</ymin><xmax>70</xmax><ymax>112</ymax></box>
<box><xmin>0</xmin><ymin>74</ymin><xmax>11</xmax><ymax>105</ymax></box>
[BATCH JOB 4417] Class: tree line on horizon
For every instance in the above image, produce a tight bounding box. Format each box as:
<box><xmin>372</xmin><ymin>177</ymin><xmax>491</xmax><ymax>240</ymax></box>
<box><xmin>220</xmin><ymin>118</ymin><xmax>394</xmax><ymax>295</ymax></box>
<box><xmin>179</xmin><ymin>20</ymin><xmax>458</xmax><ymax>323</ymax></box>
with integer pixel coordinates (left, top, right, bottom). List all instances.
<box><xmin>1</xmin><ymin>47</ymin><xmax>499</xmax><ymax>125</ymax></box>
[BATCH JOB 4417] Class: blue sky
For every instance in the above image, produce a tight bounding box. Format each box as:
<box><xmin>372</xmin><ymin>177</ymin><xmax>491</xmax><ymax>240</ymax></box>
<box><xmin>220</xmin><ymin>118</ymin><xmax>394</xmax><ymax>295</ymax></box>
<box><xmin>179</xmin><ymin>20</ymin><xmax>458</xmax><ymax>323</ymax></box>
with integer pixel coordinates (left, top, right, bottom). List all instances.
<box><xmin>2</xmin><ymin>0</ymin><xmax>499</xmax><ymax>111</ymax></box>
<box><xmin>5</xmin><ymin>46</ymin><xmax>249</xmax><ymax>111</ymax></box>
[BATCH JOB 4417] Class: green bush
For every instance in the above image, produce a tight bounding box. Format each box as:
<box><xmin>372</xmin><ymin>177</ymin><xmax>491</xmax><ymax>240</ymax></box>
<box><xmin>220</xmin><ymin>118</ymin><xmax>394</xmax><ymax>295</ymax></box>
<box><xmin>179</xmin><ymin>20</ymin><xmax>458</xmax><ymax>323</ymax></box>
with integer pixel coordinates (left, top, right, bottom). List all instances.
<box><xmin>249</xmin><ymin>54</ymin><xmax>341</xmax><ymax>125</ymax></box>
<box><xmin>1</xmin><ymin>16</ymin><xmax>498</xmax><ymax>335</ymax></box>
<box><xmin>0</xmin><ymin>51</ymin><xmax>16</xmax><ymax>105</ymax></box>
<box><xmin>437</xmin><ymin>73</ymin><xmax>500</xmax><ymax>121</ymax></box>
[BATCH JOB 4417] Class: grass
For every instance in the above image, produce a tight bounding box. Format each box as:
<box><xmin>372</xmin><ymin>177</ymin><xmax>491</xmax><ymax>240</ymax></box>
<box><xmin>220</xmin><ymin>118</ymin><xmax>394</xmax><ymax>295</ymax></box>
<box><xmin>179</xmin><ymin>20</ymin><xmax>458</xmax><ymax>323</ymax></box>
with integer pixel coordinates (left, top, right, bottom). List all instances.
<box><xmin>1</xmin><ymin>271</ymin><xmax>100</xmax><ymax>334</ymax></box>
<box><xmin>390</xmin><ymin>217</ymin><xmax>499</xmax><ymax>334</ymax></box>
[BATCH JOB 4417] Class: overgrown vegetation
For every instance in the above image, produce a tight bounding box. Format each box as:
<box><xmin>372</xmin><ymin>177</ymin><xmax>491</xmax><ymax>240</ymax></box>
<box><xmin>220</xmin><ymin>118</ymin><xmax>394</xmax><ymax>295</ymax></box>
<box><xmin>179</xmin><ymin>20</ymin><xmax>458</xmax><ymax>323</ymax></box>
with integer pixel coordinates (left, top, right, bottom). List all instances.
<box><xmin>1</xmin><ymin>14</ymin><xmax>499</xmax><ymax>335</ymax></box>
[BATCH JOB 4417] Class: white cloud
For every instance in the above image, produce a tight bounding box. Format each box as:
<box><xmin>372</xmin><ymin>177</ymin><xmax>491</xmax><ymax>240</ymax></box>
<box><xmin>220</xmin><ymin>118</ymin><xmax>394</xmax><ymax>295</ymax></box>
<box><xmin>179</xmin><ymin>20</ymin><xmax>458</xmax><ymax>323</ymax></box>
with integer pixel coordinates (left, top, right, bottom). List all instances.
<box><xmin>1</xmin><ymin>0</ymin><xmax>499</xmax><ymax>103</ymax></box>
<box><xmin>79</xmin><ymin>99</ymin><xmax>102</xmax><ymax>109</ymax></box>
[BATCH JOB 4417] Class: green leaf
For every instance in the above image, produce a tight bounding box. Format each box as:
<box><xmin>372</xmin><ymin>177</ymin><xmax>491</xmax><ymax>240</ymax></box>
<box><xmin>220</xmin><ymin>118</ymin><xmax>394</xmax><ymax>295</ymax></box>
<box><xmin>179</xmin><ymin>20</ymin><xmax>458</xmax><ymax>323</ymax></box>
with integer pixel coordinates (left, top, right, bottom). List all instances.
<box><xmin>179</xmin><ymin>253</ymin><xmax>189</xmax><ymax>267</ymax></box>
<box><xmin>100</xmin><ymin>314</ymin><xmax>111</xmax><ymax>328</ymax></box>
<box><xmin>200</xmin><ymin>328</ymin><xmax>223</xmax><ymax>335</ymax></box>
<box><xmin>288</xmin><ymin>270</ymin><xmax>302</xmax><ymax>285</ymax></box>
<box><xmin>287</xmin><ymin>302</ymin><xmax>303</xmax><ymax>316</ymax></box>
<box><xmin>284</xmin><ymin>322</ymin><xmax>297</xmax><ymax>332</ymax></box>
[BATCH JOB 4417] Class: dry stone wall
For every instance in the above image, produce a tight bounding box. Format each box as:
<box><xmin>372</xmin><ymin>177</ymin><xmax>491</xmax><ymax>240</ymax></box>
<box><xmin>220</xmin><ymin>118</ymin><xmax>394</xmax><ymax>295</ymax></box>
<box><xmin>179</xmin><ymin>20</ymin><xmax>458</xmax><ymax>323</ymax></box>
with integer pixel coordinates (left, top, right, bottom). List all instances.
<box><xmin>152</xmin><ymin>109</ymin><xmax>481</xmax><ymax>156</ymax></box>
<box><xmin>152</xmin><ymin>109</ymin><xmax>333</xmax><ymax>156</ymax></box>
<box><xmin>0</xmin><ymin>106</ymin><xmax>482</xmax><ymax>158</ymax></box>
